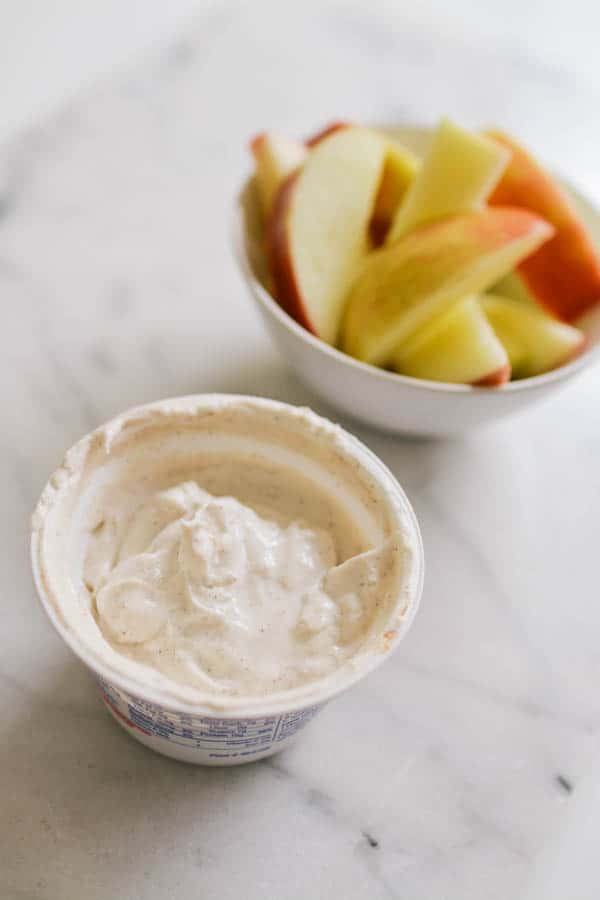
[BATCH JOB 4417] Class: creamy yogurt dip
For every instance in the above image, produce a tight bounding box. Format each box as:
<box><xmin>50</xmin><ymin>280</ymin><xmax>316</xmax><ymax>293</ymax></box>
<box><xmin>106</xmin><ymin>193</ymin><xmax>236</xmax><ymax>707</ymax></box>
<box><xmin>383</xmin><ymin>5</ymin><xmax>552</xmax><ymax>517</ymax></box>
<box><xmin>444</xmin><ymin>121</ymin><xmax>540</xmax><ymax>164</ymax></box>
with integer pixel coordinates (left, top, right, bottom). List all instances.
<box><xmin>86</xmin><ymin>481</ymin><xmax>374</xmax><ymax>695</ymax></box>
<box><xmin>32</xmin><ymin>396</ymin><xmax>421</xmax><ymax>710</ymax></box>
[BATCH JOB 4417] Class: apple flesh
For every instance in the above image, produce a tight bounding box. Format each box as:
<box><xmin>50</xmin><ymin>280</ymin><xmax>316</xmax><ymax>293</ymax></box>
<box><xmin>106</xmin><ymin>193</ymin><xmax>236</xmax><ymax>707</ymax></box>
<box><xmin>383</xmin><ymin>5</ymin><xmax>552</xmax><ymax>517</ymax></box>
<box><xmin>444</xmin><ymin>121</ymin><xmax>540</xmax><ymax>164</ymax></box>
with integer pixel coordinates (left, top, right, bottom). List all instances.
<box><xmin>487</xmin><ymin>130</ymin><xmax>600</xmax><ymax>322</ymax></box>
<box><xmin>386</xmin><ymin>118</ymin><xmax>511</xmax><ymax>244</ymax></box>
<box><xmin>342</xmin><ymin>206</ymin><xmax>554</xmax><ymax>367</ymax></box>
<box><xmin>393</xmin><ymin>297</ymin><xmax>510</xmax><ymax>386</ymax></box>
<box><xmin>250</xmin><ymin>131</ymin><xmax>307</xmax><ymax>219</ymax></box>
<box><xmin>370</xmin><ymin>140</ymin><xmax>420</xmax><ymax>245</ymax></box>
<box><xmin>303</xmin><ymin>120</ymin><xmax>419</xmax><ymax>245</ymax></box>
<box><xmin>267</xmin><ymin>126</ymin><xmax>386</xmax><ymax>344</ymax></box>
<box><xmin>490</xmin><ymin>270</ymin><xmax>539</xmax><ymax>309</ymax></box>
<box><xmin>481</xmin><ymin>293</ymin><xmax>586</xmax><ymax>378</ymax></box>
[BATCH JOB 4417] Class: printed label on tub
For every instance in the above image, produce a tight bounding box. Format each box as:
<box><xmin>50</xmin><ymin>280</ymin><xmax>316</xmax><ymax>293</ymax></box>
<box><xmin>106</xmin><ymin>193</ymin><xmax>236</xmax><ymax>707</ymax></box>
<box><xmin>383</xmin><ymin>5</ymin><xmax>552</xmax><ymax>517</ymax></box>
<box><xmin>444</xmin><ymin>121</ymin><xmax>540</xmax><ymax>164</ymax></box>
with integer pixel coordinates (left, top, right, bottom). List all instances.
<box><xmin>97</xmin><ymin>677</ymin><xmax>321</xmax><ymax>759</ymax></box>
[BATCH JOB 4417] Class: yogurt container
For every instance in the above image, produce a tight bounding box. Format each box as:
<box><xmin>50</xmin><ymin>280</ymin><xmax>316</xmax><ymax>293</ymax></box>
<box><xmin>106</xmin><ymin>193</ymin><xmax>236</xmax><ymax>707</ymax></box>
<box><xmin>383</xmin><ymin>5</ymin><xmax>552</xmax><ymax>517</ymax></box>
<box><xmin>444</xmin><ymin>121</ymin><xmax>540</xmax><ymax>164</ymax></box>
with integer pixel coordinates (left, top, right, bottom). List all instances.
<box><xmin>31</xmin><ymin>395</ymin><xmax>423</xmax><ymax>765</ymax></box>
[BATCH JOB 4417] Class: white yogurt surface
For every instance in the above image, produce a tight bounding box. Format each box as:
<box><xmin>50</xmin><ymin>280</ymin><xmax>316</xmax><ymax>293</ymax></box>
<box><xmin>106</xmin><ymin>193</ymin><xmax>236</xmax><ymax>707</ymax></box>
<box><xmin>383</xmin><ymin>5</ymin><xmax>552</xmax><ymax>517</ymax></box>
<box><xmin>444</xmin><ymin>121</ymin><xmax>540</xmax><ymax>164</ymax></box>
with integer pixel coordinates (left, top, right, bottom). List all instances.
<box><xmin>86</xmin><ymin>478</ymin><xmax>402</xmax><ymax>695</ymax></box>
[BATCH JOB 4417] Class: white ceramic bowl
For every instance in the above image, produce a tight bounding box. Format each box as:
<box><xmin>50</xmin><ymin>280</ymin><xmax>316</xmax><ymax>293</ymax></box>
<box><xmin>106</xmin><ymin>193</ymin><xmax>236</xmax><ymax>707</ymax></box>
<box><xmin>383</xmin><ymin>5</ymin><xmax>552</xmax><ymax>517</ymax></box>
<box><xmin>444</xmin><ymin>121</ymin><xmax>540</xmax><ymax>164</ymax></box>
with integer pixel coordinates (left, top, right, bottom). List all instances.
<box><xmin>232</xmin><ymin>126</ymin><xmax>600</xmax><ymax>436</ymax></box>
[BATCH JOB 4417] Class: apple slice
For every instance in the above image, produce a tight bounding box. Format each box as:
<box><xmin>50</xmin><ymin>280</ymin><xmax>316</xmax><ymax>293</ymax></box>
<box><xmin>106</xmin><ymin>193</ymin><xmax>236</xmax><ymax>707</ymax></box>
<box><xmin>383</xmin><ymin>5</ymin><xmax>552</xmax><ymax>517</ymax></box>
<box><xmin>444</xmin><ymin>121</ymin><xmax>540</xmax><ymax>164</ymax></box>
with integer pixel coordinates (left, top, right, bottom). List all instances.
<box><xmin>392</xmin><ymin>297</ymin><xmax>510</xmax><ymax>385</ymax></box>
<box><xmin>250</xmin><ymin>131</ymin><xmax>307</xmax><ymax>219</ymax></box>
<box><xmin>304</xmin><ymin>121</ymin><xmax>420</xmax><ymax>245</ymax></box>
<box><xmin>386</xmin><ymin>118</ymin><xmax>511</xmax><ymax>244</ymax></box>
<box><xmin>490</xmin><ymin>270</ymin><xmax>539</xmax><ymax>309</ymax></box>
<box><xmin>342</xmin><ymin>207</ymin><xmax>553</xmax><ymax>366</ymax></box>
<box><xmin>481</xmin><ymin>293</ymin><xmax>586</xmax><ymax>378</ymax></box>
<box><xmin>267</xmin><ymin>126</ymin><xmax>386</xmax><ymax>344</ymax></box>
<box><xmin>487</xmin><ymin>130</ymin><xmax>600</xmax><ymax>322</ymax></box>
<box><xmin>370</xmin><ymin>140</ymin><xmax>421</xmax><ymax>245</ymax></box>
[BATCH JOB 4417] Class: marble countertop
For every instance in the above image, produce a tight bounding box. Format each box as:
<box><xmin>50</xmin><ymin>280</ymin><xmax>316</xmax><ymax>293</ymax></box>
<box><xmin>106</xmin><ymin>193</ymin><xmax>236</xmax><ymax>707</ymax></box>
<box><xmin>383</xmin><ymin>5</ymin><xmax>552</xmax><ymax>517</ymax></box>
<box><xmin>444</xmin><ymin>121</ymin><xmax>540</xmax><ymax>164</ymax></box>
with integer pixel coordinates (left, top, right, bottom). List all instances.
<box><xmin>2</xmin><ymin>2</ymin><xmax>600</xmax><ymax>898</ymax></box>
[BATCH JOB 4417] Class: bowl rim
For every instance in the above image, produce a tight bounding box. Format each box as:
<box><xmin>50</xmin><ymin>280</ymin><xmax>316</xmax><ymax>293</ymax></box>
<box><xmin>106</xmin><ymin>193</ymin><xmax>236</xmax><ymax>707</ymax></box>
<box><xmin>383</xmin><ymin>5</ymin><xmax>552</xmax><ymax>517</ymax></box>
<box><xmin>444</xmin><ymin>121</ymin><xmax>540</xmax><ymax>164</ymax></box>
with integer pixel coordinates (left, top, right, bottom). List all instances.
<box><xmin>231</xmin><ymin>132</ymin><xmax>600</xmax><ymax>397</ymax></box>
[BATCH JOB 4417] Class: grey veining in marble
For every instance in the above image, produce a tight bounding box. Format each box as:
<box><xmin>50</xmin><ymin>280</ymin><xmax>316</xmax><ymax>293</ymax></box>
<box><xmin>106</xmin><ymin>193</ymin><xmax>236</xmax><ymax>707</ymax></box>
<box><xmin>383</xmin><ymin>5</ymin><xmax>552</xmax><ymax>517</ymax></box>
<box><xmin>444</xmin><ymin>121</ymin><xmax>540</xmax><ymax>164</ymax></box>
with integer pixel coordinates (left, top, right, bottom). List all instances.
<box><xmin>2</xmin><ymin>2</ymin><xmax>600</xmax><ymax>898</ymax></box>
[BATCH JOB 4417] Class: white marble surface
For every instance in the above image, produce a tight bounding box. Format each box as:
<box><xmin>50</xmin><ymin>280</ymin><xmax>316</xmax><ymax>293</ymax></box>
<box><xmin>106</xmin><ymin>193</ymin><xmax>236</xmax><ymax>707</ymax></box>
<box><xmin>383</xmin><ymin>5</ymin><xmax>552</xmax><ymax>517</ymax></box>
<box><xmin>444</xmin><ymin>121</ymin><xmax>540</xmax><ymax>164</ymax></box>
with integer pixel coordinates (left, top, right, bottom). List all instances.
<box><xmin>2</xmin><ymin>2</ymin><xmax>600</xmax><ymax>898</ymax></box>
<box><xmin>0</xmin><ymin>0</ymin><xmax>209</xmax><ymax>144</ymax></box>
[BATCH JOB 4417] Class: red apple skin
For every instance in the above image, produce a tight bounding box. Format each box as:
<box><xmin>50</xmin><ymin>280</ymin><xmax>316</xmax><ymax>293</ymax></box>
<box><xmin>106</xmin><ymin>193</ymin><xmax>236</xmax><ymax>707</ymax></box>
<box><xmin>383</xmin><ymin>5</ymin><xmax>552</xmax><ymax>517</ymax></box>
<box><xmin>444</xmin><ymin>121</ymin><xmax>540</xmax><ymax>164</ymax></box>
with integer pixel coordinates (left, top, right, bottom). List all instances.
<box><xmin>305</xmin><ymin>121</ymin><xmax>352</xmax><ymax>147</ymax></box>
<box><xmin>265</xmin><ymin>172</ymin><xmax>318</xmax><ymax>335</ymax></box>
<box><xmin>488</xmin><ymin>130</ymin><xmax>600</xmax><ymax>322</ymax></box>
<box><xmin>249</xmin><ymin>131</ymin><xmax>267</xmax><ymax>155</ymax></box>
<box><xmin>472</xmin><ymin>363</ymin><xmax>511</xmax><ymax>387</ymax></box>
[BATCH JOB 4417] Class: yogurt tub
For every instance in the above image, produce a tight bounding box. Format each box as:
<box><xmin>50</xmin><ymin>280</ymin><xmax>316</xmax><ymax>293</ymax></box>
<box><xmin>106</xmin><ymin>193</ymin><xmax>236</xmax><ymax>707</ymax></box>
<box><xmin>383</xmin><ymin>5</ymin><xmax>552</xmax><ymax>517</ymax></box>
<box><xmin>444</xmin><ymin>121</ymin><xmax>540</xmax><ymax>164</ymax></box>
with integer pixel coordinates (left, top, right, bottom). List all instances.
<box><xmin>31</xmin><ymin>395</ymin><xmax>423</xmax><ymax>765</ymax></box>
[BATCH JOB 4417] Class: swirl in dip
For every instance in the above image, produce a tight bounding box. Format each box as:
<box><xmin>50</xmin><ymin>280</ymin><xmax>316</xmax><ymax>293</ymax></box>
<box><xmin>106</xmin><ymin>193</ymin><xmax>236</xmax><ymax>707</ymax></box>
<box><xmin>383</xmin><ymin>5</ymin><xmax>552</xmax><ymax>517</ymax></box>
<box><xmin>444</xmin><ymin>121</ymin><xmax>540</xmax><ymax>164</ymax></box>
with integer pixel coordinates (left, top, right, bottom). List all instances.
<box><xmin>32</xmin><ymin>396</ymin><xmax>420</xmax><ymax>708</ymax></box>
